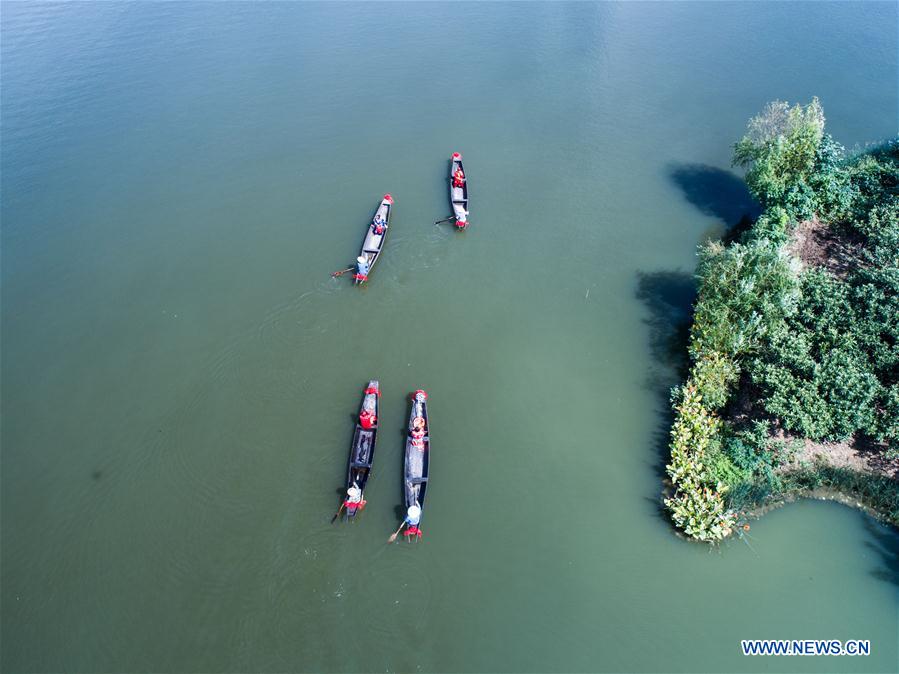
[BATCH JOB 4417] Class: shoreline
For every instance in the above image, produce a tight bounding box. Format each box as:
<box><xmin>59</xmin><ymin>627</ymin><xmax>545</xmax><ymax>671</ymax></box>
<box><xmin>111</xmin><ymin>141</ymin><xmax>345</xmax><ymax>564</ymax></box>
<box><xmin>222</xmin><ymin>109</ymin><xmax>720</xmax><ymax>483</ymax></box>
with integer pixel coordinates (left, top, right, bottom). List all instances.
<box><xmin>737</xmin><ymin>466</ymin><xmax>899</xmax><ymax>532</ymax></box>
<box><xmin>664</xmin><ymin>464</ymin><xmax>898</xmax><ymax>542</ymax></box>
<box><xmin>661</xmin><ymin>105</ymin><xmax>898</xmax><ymax>542</ymax></box>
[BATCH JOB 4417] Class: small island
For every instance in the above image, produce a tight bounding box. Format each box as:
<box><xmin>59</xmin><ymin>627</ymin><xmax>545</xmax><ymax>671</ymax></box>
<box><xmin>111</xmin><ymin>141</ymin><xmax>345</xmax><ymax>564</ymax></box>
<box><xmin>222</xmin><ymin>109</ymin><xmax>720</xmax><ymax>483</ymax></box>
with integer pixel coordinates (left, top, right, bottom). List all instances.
<box><xmin>665</xmin><ymin>98</ymin><xmax>899</xmax><ymax>541</ymax></box>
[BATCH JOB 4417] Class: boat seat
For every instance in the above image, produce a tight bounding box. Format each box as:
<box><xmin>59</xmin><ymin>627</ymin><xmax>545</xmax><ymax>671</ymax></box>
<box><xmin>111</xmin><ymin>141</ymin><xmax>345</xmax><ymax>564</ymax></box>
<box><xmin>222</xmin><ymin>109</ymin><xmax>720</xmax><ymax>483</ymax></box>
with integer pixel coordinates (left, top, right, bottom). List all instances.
<box><xmin>351</xmin><ymin>461</ymin><xmax>372</xmax><ymax>469</ymax></box>
<box><xmin>408</xmin><ymin>477</ymin><xmax>428</xmax><ymax>484</ymax></box>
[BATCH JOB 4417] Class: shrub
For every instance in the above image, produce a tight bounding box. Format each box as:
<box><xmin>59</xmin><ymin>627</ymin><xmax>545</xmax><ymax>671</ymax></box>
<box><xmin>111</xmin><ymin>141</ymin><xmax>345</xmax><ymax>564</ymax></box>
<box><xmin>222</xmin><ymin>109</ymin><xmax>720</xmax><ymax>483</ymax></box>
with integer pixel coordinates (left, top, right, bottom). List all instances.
<box><xmin>749</xmin><ymin>263</ymin><xmax>898</xmax><ymax>443</ymax></box>
<box><xmin>749</xmin><ymin>362</ymin><xmax>836</xmax><ymax>439</ymax></box>
<box><xmin>747</xmin><ymin>206</ymin><xmax>791</xmax><ymax>245</ymax></box>
<box><xmin>810</xmin><ymin>134</ymin><xmax>854</xmax><ymax>221</ymax></box>
<box><xmin>689</xmin><ymin>239</ymin><xmax>798</xmax><ymax>360</ymax></box>
<box><xmin>665</xmin><ymin>99</ymin><xmax>898</xmax><ymax>541</ymax></box>
<box><xmin>733</xmin><ymin>98</ymin><xmax>825</xmax><ymax>214</ymax></box>
<box><xmin>692</xmin><ymin>351</ymin><xmax>740</xmax><ymax>410</ymax></box>
<box><xmin>664</xmin><ymin>384</ymin><xmax>736</xmax><ymax>541</ymax></box>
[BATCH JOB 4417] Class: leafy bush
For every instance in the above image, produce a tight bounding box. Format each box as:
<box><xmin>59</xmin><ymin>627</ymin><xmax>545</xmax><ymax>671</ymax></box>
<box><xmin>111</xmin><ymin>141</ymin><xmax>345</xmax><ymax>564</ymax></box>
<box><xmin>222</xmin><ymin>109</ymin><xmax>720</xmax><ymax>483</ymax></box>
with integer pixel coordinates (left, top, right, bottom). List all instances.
<box><xmin>880</xmin><ymin>385</ymin><xmax>899</xmax><ymax>450</ymax></box>
<box><xmin>749</xmin><ymin>263</ymin><xmax>898</xmax><ymax>442</ymax></box>
<box><xmin>733</xmin><ymin>98</ymin><xmax>825</xmax><ymax>215</ymax></box>
<box><xmin>725</xmin><ymin>464</ymin><xmax>899</xmax><ymax>527</ymax></box>
<box><xmin>809</xmin><ymin>134</ymin><xmax>854</xmax><ymax>221</ymax></box>
<box><xmin>664</xmin><ymin>99</ymin><xmax>898</xmax><ymax>542</ymax></box>
<box><xmin>845</xmin><ymin>142</ymin><xmax>899</xmax><ymax>220</ymax></box>
<box><xmin>664</xmin><ymin>384</ymin><xmax>736</xmax><ymax>541</ymax></box>
<box><xmin>692</xmin><ymin>351</ymin><xmax>740</xmax><ymax>410</ymax></box>
<box><xmin>747</xmin><ymin>206</ymin><xmax>791</xmax><ymax>245</ymax></box>
<box><xmin>689</xmin><ymin>239</ymin><xmax>798</xmax><ymax>361</ymax></box>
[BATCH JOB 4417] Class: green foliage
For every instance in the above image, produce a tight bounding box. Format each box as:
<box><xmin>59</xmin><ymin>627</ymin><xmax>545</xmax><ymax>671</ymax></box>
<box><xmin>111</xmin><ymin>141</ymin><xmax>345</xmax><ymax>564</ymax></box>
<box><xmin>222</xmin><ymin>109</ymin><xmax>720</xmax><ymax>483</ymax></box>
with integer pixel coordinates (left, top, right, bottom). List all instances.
<box><xmin>844</xmin><ymin>140</ymin><xmax>899</xmax><ymax>220</ymax></box>
<box><xmin>809</xmin><ymin>134</ymin><xmax>854</xmax><ymax>221</ymax></box>
<box><xmin>746</xmin><ymin>206</ymin><xmax>791</xmax><ymax>245</ymax></box>
<box><xmin>738</xmin><ymin>125</ymin><xmax>898</xmax><ymax>446</ymax></box>
<box><xmin>707</xmin><ymin>450</ymin><xmax>752</xmax><ymax>491</ymax></box>
<box><xmin>736</xmin><ymin>464</ymin><xmax>899</xmax><ymax>528</ymax></box>
<box><xmin>707</xmin><ymin>419</ymin><xmax>799</xmax><ymax>501</ymax></box>
<box><xmin>881</xmin><ymin>386</ymin><xmax>899</xmax><ymax>454</ymax></box>
<box><xmin>665</xmin><ymin>98</ymin><xmax>898</xmax><ymax>542</ymax></box>
<box><xmin>689</xmin><ymin>239</ymin><xmax>798</xmax><ymax>361</ymax></box>
<box><xmin>750</xmin><ymin>262</ymin><xmax>898</xmax><ymax>442</ymax></box>
<box><xmin>692</xmin><ymin>351</ymin><xmax>740</xmax><ymax>410</ymax></box>
<box><xmin>733</xmin><ymin>98</ymin><xmax>825</xmax><ymax>216</ymax></box>
<box><xmin>726</xmin><ymin>420</ymin><xmax>793</xmax><ymax>470</ymax></box>
<box><xmin>664</xmin><ymin>384</ymin><xmax>736</xmax><ymax>541</ymax></box>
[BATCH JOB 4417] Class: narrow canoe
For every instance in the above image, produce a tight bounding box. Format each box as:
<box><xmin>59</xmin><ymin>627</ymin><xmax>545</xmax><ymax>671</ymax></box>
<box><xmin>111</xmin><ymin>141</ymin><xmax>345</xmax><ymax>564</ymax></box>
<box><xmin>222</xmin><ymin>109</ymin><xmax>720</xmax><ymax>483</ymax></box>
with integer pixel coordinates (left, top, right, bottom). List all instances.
<box><xmin>449</xmin><ymin>152</ymin><xmax>469</xmax><ymax>229</ymax></box>
<box><xmin>343</xmin><ymin>380</ymin><xmax>379</xmax><ymax>518</ymax></box>
<box><xmin>402</xmin><ymin>389</ymin><xmax>430</xmax><ymax>539</ymax></box>
<box><xmin>355</xmin><ymin>194</ymin><xmax>393</xmax><ymax>284</ymax></box>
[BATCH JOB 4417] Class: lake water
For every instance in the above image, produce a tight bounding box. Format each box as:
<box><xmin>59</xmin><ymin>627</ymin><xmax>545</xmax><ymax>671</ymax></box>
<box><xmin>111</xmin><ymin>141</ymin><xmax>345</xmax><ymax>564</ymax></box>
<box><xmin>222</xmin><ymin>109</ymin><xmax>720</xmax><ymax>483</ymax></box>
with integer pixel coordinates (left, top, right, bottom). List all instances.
<box><xmin>2</xmin><ymin>2</ymin><xmax>897</xmax><ymax>672</ymax></box>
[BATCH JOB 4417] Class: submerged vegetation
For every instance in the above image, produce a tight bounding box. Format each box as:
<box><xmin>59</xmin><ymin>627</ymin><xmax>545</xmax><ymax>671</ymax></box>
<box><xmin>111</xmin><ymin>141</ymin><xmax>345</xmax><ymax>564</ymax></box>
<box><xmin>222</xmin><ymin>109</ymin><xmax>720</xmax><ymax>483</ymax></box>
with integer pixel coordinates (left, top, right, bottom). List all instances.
<box><xmin>665</xmin><ymin>98</ymin><xmax>899</xmax><ymax>541</ymax></box>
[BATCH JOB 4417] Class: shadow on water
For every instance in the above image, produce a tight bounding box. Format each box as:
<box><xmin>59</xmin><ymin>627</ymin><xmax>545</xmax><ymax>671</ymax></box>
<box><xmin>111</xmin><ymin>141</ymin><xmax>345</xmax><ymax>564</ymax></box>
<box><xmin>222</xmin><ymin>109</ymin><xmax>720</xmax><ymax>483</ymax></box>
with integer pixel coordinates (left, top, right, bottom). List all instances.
<box><xmin>635</xmin><ymin>271</ymin><xmax>696</xmax><ymax>375</ymax></box>
<box><xmin>637</xmin><ymin>167</ymin><xmax>756</xmax><ymax>524</ymax></box>
<box><xmin>862</xmin><ymin>513</ymin><xmax>899</xmax><ymax>589</ymax></box>
<box><xmin>668</xmin><ymin>163</ymin><xmax>761</xmax><ymax>234</ymax></box>
<box><xmin>635</xmin><ymin>271</ymin><xmax>696</xmax><ymax>527</ymax></box>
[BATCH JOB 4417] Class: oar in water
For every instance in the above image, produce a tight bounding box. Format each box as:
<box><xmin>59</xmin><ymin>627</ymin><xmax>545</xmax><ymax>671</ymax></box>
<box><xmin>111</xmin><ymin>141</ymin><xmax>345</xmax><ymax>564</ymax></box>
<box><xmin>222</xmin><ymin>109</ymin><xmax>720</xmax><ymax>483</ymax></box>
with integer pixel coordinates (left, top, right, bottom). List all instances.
<box><xmin>331</xmin><ymin>266</ymin><xmax>355</xmax><ymax>277</ymax></box>
<box><xmin>387</xmin><ymin>521</ymin><xmax>405</xmax><ymax>543</ymax></box>
<box><xmin>330</xmin><ymin>501</ymin><xmax>345</xmax><ymax>524</ymax></box>
<box><xmin>434</xmin><ymin>216</ymin><xmax>455</xmax><ymax>225</ymax></box>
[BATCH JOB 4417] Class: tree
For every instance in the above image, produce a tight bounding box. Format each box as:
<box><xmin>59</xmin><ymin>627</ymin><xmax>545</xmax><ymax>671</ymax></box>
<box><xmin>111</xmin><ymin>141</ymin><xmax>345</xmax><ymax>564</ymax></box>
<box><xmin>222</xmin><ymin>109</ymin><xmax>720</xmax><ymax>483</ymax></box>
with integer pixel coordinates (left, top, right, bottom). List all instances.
<box><xmin>733</xmin><ymin>98</ymin><xmax>825</xmax><ymax>217</ymax></box>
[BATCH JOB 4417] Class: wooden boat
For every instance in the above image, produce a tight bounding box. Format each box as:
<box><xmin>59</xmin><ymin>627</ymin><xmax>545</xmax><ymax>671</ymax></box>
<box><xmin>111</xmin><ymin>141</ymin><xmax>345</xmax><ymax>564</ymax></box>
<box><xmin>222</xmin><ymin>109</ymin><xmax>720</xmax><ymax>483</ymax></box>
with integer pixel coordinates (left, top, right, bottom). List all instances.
<box><xmin>354</xmin><ymin>194</ymin><xmax>393</xmax><ymax>284</ymax></box>
<box><xmin>343</xmin><ymin>380</ymin><xmax>380</xmax><ymax>518</ymax></box>
<box><xmin>401</xmin><ymin>389</ymin><xmax>430</xmax><ymax>539</ymax></box>
<box><xmin>449</xmin><ymin>152</ymin><xmax>469</xmax><ymax>229</ymax></box>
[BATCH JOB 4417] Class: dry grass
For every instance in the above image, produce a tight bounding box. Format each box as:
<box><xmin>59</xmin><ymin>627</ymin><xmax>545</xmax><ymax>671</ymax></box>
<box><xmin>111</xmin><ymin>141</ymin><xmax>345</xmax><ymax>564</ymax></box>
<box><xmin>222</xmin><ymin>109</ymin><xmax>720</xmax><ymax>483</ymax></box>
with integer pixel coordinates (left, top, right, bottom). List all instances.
<box><xmin>785</xmin><ymin>216</ymin><xmax>866</xmax><ymax>278</ymax></box>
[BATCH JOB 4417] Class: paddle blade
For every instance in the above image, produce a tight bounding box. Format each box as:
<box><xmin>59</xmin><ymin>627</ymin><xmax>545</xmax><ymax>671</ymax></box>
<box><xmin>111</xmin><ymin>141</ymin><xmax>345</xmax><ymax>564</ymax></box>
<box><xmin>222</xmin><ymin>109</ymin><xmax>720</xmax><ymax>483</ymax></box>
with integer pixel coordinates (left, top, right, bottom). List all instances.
<box><xmin>388</xmin><ymin>522</ymin><xmax>404</xmax><ymax>543</ymax></box>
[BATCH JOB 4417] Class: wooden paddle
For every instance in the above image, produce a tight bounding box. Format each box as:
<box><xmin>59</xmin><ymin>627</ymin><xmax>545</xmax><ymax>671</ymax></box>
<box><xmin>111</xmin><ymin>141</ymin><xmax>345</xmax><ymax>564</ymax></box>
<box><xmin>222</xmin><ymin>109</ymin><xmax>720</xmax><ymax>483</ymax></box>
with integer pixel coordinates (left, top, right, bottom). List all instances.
<box><xmin>434</xmin><ymin>216</ymin><xmax>455</xmax><ymax>225</ymax></box>
<box><xmin>387</xmin><ymin>521</ymin><xmax>405</xmax><ymax>543</ymax></box>
<box><xmin>331</xmin><ymin>266</ymin><xmax>354</xmax><ymax>277</ymax></box>
<box><xmin>330</xmin><ymin>501</ymin><xmax>345</xmax><ymax>523</ymax></box>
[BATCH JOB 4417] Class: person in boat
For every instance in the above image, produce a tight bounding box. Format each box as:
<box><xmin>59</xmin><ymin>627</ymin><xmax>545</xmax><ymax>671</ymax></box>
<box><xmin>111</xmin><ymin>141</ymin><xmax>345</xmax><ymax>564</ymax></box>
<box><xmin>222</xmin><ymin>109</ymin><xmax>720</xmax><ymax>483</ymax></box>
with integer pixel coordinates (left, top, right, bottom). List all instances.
<box><xmin>356</xmin><ymin>255</ymin><xmax>370</xmax><ymax>277</ymax></box>
<box><xmin>405</xmin><ymin>504</ymin><xmax>421</xmax><ymax>525</ymax></box>
<box><xmin>410</xmin><ymin>416</ymin><xmax>426</xmax><ymax>447</ymax></box>
<box><xmin>346</xmin><ymin>484</ymin><xmax>365</xmax><ymax>509</ymax></box>
<box><xmin>372</xmin><ymin>214</ymin><xmax>386</xmax><ymax>235</ymax></box>
<box><xmin>452</xmin><ymin>167</ymin><xmax>465</xmax><ymax>188</ymax></box>
<box><xmin>360</xmin><ymin>400</ymin><xmax>377</xmax><ymax>429</ymax></box>
<box><xmin>404</xmin><ymin>504</ymin><xmax>422</xmax><ymax>538</ymax></box>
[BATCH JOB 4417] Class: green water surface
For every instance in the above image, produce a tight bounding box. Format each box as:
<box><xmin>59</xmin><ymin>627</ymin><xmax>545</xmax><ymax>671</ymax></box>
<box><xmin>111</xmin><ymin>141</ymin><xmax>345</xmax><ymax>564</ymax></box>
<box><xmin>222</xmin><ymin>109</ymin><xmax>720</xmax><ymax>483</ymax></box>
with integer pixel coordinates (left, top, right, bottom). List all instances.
<box><xmin>2</xmin><ymin>2</ymin><xmax>897</xmax><ymax>672</ymax></box>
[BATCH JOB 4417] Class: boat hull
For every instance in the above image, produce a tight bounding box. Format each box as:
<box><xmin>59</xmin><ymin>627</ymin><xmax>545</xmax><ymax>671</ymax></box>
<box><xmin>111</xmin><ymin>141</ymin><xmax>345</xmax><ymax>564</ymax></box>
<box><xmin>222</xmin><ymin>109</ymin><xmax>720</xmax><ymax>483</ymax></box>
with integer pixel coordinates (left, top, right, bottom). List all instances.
<box><xmin>403</xmin><ymin>390</ymin><xmax>430</xmax><ymax>526</ymax></box>
<box><xmin>449</xmin><ymin>153</ymin><xmax>469</xmax><ymax>229</ymax></box>
<box><xmin>344</xmin><ymin>380</ymin><xmax>379</xmax><ymax>518</ymax></box>
<box><xmin>355</xmin><ymin>195</ymin><xmax>393</xmax><ymax>284</ymax></box>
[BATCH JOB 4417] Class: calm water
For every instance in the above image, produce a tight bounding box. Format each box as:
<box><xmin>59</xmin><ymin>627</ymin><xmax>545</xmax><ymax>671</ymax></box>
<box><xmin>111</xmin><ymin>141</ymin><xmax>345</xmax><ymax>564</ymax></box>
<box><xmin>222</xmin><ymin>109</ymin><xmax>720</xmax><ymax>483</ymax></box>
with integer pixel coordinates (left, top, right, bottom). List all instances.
<box><xmin>2</xmin><ymin>2</ymin><xmax>897</xmax><ymax>672</ymax></box>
